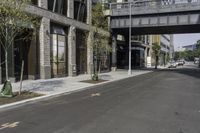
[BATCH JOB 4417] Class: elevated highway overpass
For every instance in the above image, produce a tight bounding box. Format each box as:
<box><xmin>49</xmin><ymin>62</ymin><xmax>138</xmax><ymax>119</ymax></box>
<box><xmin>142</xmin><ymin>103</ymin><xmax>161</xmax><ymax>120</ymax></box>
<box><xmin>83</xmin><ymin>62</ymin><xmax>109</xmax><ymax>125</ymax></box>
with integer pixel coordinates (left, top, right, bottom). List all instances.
<box><xmin>109</xmin><ymin>0</ymin><xmax>200</xmax><ymax>73</ymax></box>
<box><xmin>110</xmin><ymin>0</ymin><xmax>200</xmax><ymax>35</ymax></box>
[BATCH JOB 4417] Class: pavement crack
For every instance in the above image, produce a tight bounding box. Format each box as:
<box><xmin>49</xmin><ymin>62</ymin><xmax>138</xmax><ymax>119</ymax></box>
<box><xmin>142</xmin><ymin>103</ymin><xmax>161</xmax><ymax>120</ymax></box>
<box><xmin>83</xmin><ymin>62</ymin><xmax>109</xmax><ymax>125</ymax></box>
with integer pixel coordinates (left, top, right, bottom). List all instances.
<box><xmin>174</xmin><ymin>112</ymin><xmax>179</xmax><ymax>116</ymax></box>
<box><xmin>178</xmin><ymin>129</ymin><xmax>184</xmax><ymax>133</ymax></box>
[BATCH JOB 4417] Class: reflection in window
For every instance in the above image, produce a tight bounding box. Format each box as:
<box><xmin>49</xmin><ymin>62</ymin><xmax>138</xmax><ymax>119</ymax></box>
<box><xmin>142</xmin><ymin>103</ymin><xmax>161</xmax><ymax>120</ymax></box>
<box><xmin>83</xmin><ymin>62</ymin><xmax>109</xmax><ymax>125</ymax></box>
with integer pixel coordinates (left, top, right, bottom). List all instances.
<box><xmin>48</xmin><ymin>0</ymin><xmax>67</xmax><ymax>15</ymax></box>
<box><xmin>74</xmin><ymin>0</ymin><xmax>87</xmax><ymax>22</ymax></box>
<box><xmin>58</xmin><ymin>42</ymin><xmax>65</xmax><ymax>61</ymax></box>
<box><xmin>50</xmin><ymin>34</ymin><xmax>67</xmax><ymax>77</ymax></box>
<box><xmin>31</xmin><ymin>0</ymin><xmax>38</xmax><ymax>5</ymax></box>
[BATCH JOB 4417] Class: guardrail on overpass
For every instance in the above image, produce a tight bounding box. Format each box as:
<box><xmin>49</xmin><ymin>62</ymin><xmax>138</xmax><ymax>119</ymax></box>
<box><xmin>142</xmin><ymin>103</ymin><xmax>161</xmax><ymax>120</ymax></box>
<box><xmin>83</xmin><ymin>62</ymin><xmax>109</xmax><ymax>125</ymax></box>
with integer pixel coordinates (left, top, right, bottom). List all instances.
<box><xmin>110</xmin><ymin>0</ymin><xmax>200</xmax><ymax>16</ymax></box>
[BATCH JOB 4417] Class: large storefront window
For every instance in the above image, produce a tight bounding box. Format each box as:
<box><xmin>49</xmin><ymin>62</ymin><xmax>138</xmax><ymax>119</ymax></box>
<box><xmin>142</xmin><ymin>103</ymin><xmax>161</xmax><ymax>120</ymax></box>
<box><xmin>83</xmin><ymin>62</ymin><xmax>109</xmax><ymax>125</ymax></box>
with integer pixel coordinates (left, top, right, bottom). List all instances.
<box><xmin>48</xmin><ymin>0</ymin><xmax>67</xmax><ymax>15</ymax></box>
<box><xmin>1</xmin><ymin>30</ymin><xmax>39</xmax><ymax>82</ymax></box>
<box><xmin>50</xmin><ymin>34</ymin><xmax>67</xmax><ymax>77</ymax></box>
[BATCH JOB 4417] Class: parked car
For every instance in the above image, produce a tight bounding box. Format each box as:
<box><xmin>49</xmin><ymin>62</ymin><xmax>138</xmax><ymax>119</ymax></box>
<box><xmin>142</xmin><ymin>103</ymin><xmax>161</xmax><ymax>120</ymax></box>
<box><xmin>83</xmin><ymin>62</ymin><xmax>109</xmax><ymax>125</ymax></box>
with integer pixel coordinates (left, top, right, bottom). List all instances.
<box><xmin>194</xmin><ymin>60</ymin><xmax>199</xmax><ymax>64</ymax></box>
<box><xmin>194</xmin><ymin>58</ymin><xmax>199</xmax><ymax>64</ymax></box>
<box><xmin>177</xmin><ymin>60</ymin><xmax>184</xmax><ymax>66</ymax></box>
<box><xmin>168</xmin><ymin>61</ymin><xmax>177</xmax><ymax>68</ymax></box>
<box><xmin>175</xmin><ymin>61</ymin><xmax>179</xmax><ymax>66</ymax></box>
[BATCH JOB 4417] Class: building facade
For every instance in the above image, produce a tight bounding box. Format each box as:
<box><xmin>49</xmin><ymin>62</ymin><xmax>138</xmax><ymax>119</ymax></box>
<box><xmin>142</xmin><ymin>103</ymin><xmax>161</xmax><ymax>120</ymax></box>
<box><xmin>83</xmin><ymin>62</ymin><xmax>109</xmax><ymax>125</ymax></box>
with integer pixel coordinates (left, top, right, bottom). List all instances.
<box><xmin>104</xmin><ymin>0</ymin><xmax>174</xmax><ymax>69</ymax></box>
<box><xmin>151</xmin><ymin>34</ymin><xmax>174</xmax><ymax>66</ymax></box>
<box><xmin>0</xmin><ymin>0</ymin><xmax>110</xmax><ymax>84</ymax></box>
<box><xmin>116</xmin><ymin>35</ymin><xmax>151</xmax><ymax>69</ymax></box>
<box><xmin>182</xmin><ymin>44</ymin><xmax>197</xmax><ymax>51</ymax></box>
<box><xmin>160</xmin><ymin>35</ymin><xmax>171</xmax><ymax>65</ymax></box>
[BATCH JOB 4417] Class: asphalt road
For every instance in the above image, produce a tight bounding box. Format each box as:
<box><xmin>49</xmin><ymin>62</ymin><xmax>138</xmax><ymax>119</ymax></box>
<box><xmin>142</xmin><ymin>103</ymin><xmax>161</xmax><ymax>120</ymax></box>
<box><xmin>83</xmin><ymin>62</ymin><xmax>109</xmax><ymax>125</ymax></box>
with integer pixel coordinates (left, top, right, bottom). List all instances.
<box><xmin>0</xmin><ymin>65</ymin><xmax>200</xmax><ymax>133</ymax></box>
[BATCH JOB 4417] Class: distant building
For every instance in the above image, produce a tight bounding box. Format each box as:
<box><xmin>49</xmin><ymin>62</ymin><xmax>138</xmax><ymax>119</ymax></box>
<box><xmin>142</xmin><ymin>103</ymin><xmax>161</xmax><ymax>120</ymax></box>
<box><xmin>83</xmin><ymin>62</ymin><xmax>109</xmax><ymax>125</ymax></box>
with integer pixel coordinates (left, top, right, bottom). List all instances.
<box><xmin>151</xmin><ymin>35</ymin><xmax>174</xmax><ymax>66</ymax></box>
<box><xmin>102</xmin><ymin>0</ymin><xmax>175</xmax><ymax>68</ymax></box>
<box><xmin>182</xmin><ymin>44</ymin><xmax>197</xmax><ymax>51</ymax></box>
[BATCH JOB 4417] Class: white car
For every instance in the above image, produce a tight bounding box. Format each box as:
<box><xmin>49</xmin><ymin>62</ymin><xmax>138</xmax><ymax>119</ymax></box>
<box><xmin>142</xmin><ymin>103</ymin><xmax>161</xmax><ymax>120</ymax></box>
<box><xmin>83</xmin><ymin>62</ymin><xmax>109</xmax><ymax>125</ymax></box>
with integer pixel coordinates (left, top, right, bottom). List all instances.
<box><xmin>177</xmin><ymin>60</ymin><xmax>184</xmax><ymax>66</ymax></box>
<box><xmin>168</xmin><ymin>61</ymin><xmax>177</xmax><ymax>68</ymax></box>
<box><xmin>194</xmin><ymin>58</ymin><xmax>199</xmax><ymax>64</ymax></box>
<box><xmin>194</xmin><ymin>60</ymin><xmax>199</xmax><ymax>64</ymax></box>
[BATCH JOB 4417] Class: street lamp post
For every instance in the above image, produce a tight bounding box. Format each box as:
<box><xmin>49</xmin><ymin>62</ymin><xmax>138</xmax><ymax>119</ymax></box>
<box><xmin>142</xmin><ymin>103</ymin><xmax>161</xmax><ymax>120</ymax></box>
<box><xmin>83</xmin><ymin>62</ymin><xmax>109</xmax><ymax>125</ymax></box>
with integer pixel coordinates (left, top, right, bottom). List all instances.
<box><xmin>128</xmin><ymin>2</ymin><xmax>132</xmax><ymax>75</ymax></box>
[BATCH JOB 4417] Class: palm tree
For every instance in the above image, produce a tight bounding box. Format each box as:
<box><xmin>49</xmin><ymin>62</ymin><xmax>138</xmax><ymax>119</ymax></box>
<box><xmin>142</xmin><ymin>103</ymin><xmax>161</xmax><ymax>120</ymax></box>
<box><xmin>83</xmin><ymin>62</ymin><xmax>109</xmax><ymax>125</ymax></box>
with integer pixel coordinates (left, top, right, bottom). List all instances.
<box><xmin>152</xmin><ymin>42</ymin><xmax>161</xmax><ymax>69</ymax></box>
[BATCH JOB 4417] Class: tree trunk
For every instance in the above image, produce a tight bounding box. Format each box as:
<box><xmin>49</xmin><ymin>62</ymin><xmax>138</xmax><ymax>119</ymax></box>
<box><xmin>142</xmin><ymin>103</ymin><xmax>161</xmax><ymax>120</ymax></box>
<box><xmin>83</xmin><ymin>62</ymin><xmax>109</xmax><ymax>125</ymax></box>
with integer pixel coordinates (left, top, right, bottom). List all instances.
<box><xmin>199</xmin><ymin>55</ymin><xmax>200</xmax><ymax>68</ymax></box>
<box><xmin>98</xmin><ymin>60</ymin><xmax>101</xmax><ymax>74</ymax></box>
<box><xmin>19</xmin><ymin>60</ymin><xmax>24</xmax><ymax>95</ymax></box>
<box><xmin>5</xmin><ymin>51</ymin><xmax>9</xmax><ymax>81</ymax></box>
<box><xmin>155</xmin><ymin>56</ymin><xmax>158</xmax><ymax>69</ymax></box>
<box><xmin>5</xmin><ymin>26</ymin><xmax>9</xmax><ymax>81</ymax></box>
<box><xmin>95</xmin><ymin>58</ymin><xmax>97</xmax><ymax>75</ymax></box>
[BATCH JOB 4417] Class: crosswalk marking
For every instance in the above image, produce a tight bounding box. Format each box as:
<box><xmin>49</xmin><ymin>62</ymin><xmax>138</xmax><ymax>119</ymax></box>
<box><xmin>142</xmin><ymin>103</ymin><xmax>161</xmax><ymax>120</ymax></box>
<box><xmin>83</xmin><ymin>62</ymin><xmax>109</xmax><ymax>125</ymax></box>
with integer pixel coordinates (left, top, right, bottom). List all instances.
<box><xmin>91</xmin><ymin>93</ymin><xmax>101</xmax><ymax>97</ymax></box>
<box><xmin>0</xmin><ymin>122</ymin><xmax>20</xmax><ymax>130</ymax></box>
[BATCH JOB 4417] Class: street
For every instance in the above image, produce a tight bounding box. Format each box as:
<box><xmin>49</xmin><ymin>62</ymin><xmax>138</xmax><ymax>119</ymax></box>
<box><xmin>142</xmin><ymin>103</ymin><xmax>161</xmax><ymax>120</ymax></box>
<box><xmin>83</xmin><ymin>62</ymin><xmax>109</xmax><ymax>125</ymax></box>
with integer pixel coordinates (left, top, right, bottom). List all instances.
<box><xmin>0</xmin><ymin>64</ymin><xmax>200</xmax><ymax>133</ymax></box>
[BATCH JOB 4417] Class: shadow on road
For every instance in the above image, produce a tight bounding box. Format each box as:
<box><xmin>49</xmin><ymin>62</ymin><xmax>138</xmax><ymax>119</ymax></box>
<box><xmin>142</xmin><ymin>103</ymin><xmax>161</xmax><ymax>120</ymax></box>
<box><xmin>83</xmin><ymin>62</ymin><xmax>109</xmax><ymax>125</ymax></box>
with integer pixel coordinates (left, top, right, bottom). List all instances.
<box><xmin>160</xmin><ymin>67</ymin><xmax>200</xmax><ymax>79</ymax></box>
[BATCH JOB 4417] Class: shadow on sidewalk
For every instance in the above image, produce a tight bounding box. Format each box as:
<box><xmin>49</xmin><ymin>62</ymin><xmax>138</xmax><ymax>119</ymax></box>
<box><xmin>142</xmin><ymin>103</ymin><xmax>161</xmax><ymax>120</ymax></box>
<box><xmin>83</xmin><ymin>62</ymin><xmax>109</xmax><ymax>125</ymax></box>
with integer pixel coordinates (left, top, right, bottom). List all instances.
<box><xmin>29</xmin><ymin>80</ymin><xmax>65</xmax><ymax>92</ymax></box>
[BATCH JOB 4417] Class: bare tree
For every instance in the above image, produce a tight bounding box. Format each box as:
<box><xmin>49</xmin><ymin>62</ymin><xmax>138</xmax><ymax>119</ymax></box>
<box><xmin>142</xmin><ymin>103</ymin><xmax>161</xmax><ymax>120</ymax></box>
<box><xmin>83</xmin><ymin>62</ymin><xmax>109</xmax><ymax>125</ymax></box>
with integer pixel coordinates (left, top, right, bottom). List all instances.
<box><xmin>90</xmin><ymin>2</ymin><xmax>111</xmax><ymax>81</ymax></box>
<box><xmin>0</xmin><ymin>0</ymin><xmax>38</xmax><ymax>81</ymax></box>
<box><xmin>152</xmin><ymin>42</ymin><xmax>161</xmax><ymax>69</ymax></box>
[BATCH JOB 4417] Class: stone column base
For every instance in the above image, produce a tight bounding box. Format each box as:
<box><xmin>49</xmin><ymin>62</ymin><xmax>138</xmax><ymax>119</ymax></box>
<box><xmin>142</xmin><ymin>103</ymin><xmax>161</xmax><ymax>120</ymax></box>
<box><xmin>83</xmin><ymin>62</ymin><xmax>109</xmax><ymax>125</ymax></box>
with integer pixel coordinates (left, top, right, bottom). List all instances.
<box><xmin>69</xmin><ymin>64</ymin><xmax>77</xmax><ymax>77</ymax></box>
<box><xmin>40</xmin><ymin>65</ymin><xmax>51</xmax><ymax>79</ymax></box>
<box><xmin>9</xmin><ymin>77</ymin><xmax>16</xmax><ymax>83</ymax></box>
<box><xmin>111</xmin><ymin>67</ymin><xmax>117</xmax><ymax>72</ymax></box>
<box><xmin>28</xmin><ymin>75</ymin><xmax>36</xmax><ymax>80</ymax></box>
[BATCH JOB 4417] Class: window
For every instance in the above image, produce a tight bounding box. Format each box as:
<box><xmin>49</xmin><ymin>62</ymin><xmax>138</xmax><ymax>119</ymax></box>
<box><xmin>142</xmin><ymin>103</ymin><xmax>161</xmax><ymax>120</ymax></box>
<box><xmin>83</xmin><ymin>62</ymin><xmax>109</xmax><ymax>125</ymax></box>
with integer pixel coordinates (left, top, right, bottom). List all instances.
<box><xmin>48</xmin><ymin>0</ymin><xmax>67</xmax><ymax>15</ymax></box>
<box><xmin>74</xmin><ymin>0</ymin><xmax>87</xmax><ymax>22</ymax></box>
<box><xmin>31</xmin><ymin>0</ymin><xmax>38</xmax><ymax>5</ymax></box>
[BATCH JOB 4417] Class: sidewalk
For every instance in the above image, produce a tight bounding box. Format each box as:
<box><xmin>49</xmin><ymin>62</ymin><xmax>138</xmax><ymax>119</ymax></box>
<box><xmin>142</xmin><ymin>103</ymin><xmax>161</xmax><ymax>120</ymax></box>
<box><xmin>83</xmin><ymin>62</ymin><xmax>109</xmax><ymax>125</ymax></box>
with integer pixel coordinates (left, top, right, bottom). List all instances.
<box><xmin>147</xmin><ymin>65</ymin><xmax>169</xmax><ymax>69</ymax></box>
<box><xmin>0</xmin><ymin>69</ymin><xmax>152</xmax><ymax>95</ymax></box>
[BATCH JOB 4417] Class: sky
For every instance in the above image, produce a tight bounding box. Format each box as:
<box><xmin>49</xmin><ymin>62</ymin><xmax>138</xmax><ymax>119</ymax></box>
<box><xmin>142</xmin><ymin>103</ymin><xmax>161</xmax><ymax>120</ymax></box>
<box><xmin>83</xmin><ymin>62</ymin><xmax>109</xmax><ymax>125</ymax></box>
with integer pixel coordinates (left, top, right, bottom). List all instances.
<box><xmin>173</xmin><ymin>33</ymin><xmax>200</xmax><ymax>51</ymax></box>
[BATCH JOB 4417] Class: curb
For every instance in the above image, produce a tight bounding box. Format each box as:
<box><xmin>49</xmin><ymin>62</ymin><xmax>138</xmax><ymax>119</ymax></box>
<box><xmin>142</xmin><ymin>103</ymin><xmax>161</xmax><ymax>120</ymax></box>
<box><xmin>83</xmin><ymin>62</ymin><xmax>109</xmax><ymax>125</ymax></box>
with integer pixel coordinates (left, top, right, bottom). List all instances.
<box><xmin>0</xmin><ymin>71</ymin><xmax>153</xmax><ymax>111</ymax></box>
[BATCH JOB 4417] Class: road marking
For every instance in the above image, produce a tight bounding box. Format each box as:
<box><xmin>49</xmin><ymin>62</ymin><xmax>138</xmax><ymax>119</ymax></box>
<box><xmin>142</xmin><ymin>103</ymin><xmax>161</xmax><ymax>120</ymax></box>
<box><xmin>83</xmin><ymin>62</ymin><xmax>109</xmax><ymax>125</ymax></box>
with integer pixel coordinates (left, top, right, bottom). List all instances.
<box><xmin>0</xmin><ymin>122</ymin><xmax>20</xmax><ymax>130</ymax></box>
<box><xmin>91</xmin><ymin>93</ymin><xmax>101</xmax><ymax>97</ymax></box>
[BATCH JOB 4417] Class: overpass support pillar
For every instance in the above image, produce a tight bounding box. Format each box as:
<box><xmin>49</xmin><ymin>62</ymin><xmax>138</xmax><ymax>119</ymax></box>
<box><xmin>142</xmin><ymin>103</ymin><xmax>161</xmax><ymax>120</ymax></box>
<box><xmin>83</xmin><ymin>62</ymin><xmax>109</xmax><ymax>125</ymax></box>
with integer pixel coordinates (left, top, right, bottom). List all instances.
<box><xmin>112</xmin><ymin>34</ymin><xmax>117</xmax><ymax>71</ymax></box>
<box><xmin>144</xmin><ymin>47</ymin><xmax>148</xmax><ymax>67</ymax></box>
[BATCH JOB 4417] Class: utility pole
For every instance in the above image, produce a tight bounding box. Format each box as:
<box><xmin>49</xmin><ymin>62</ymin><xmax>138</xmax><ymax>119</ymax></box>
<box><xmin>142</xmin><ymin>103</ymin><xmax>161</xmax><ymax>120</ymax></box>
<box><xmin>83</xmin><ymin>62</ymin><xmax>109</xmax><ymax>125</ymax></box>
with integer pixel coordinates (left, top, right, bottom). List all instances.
<box><xmin>128</xmin><ymin>2</ymin><xmax>132</xmax><ymax>75</ymax></box>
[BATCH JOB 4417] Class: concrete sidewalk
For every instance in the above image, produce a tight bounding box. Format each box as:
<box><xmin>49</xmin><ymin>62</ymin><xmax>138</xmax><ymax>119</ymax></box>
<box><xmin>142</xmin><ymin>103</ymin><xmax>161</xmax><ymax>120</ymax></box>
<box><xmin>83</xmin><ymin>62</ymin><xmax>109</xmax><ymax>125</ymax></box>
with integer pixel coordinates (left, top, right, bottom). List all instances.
<box><xmin>1</xmin><ymin>69</ymin><xmax>152</xmax><ymax>95</ymax></box>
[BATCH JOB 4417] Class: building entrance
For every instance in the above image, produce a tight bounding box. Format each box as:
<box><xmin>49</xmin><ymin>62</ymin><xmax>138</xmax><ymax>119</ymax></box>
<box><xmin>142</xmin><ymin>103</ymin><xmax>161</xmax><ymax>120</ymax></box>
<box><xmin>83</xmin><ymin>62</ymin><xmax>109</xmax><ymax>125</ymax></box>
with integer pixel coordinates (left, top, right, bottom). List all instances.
<box><xmin>76</xmin><ymin>29</ymin><xmax>87</xmax><ymax>74</ymax></box>
<box><xmin>50</xmin><ymin>34</ymin><xmax>68</xmax><ymax>77</ymax></box>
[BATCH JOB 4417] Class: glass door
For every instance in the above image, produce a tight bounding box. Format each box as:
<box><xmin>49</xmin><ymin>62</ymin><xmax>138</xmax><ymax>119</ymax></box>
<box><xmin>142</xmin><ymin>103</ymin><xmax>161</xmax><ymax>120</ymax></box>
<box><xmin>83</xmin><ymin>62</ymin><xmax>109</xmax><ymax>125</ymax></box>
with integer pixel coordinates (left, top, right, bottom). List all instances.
<box><xmin>51</xmin><ymin>34</ymin><xmax>67</xmax><ymax>77</ymax></box>
<box><xmin>57</xmin><ymin>35</ymin><xmax>66</xmax><ymax>75</ymax></box>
